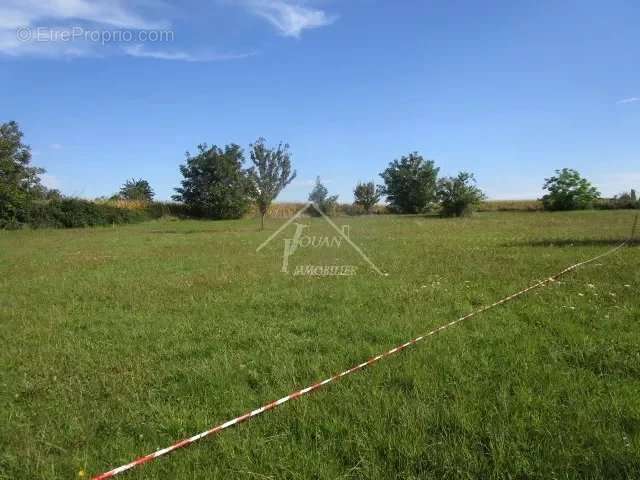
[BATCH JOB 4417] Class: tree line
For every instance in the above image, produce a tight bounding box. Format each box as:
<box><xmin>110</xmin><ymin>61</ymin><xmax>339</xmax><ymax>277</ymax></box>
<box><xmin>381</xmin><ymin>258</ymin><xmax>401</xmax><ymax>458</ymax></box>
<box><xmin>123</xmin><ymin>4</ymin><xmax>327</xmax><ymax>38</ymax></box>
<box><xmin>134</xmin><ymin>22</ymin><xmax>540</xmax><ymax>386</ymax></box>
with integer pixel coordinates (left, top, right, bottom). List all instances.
<box><xmin>1</xmin><ymin>120</ymin><xmax>638</xmax><ymax>230</ymax></box>
<box><xmin>169</xmin><ymin>140</ymin><xmax>488</xmax><ymax>225</ymax></box>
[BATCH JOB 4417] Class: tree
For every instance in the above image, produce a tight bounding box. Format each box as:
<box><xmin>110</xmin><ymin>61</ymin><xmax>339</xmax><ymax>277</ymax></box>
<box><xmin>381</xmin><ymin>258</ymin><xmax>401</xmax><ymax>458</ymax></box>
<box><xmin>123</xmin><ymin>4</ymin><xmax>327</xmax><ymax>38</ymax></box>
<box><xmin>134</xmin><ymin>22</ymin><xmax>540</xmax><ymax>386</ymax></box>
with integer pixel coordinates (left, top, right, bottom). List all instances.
<box><xmin>119</xmin><ymin>178</ymin><xmax>155</xmax><ymax>202</ymax></box>
<box><xmin>248</xmin><ymin>138</ymin><xmax>296</xmax><ymax>230</ymax></box>
<box><xmin>173</xmin><ymin>143</ymin><xmax>252</xmax><ymax>219</ymax></box>
<box><xmin>379</xmin><ymin>152</ymin><xmax>439</xmax><ymax>213</ymax></box>
<box><xmin>437</xmin><ymin>172</ymin><xmax>486</xmax><ymax>217</ymax></box>
<box><xmin>541</xmin><ymin>168</ymin><xmax>600</xmax><ymax>211</ymax></box>
<box><xmin>308</xmin><ymin>177</ymin><xmax>338</xmax><ymax>216</ymax></box>
<box><xmin>353</xmin><ymin>181</ymin><xmax>382</xmax><ymax>213</ymax></box>
<box><xmin>0</xmin><ymin>121</ymin><xmax>45</xmax><ymax>227</ymax></box>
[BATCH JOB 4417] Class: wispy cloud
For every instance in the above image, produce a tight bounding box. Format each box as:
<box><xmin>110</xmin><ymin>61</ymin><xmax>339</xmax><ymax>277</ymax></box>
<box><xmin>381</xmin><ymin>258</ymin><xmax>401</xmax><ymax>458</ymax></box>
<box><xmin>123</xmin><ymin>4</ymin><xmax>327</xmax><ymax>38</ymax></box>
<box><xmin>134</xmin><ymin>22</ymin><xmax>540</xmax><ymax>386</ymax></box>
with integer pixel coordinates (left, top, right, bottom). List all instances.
<box><xmin>616</xmin><ymin>97</ymin><xmax>640</xmax><ymax>104</ymax></box>
<box><xmin>0</xmin><ymin>0</ymin><xmax>250</xmax><ymax>62</ymax></box>
<box><xmin>123</xmin><ymin>44</ymin><xmax>255</xmax><ymax>62</ymax></box>
<box><xmin>0</xmin><ymin>0</ymin><xmax>167</xmax><ymax>57</ymax></box>
<box><xmin>0</xmin><ymin>1</ymin><xmax>334</xmax><ymax>60</ymax></box>
<box><xmin>0</xmin><ymin>0</ymin><xmax>162</xmax><ymax>31</ymax></box>
<box><xmin>49</xmin><ymin>143</ymin><xmax>63</xmax><ymax>150</ymax></box>
<box><xmin>240</xmin><ymin>0</ymin><xmax>336</xmax><ymax>37</ymax></box>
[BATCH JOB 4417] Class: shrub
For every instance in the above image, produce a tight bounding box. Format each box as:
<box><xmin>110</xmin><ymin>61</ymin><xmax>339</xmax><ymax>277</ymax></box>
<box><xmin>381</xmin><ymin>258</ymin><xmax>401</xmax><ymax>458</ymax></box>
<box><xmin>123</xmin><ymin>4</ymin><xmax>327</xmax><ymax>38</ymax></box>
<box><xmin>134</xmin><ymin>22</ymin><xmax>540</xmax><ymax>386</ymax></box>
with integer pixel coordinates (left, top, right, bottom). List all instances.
<box><xmin>379</xmin><ymin>152</ymin><xmax>439</xmax><ymax>214</ymax></box>
<box><xmin>437</xmin><ymin>172</ymin><xmax>486</xmax><ymax>217</ymax></box>
<box><xmin>541</xmin><ymin>168</ymin><xmax>600</xmax><ymax>211</ymax></box>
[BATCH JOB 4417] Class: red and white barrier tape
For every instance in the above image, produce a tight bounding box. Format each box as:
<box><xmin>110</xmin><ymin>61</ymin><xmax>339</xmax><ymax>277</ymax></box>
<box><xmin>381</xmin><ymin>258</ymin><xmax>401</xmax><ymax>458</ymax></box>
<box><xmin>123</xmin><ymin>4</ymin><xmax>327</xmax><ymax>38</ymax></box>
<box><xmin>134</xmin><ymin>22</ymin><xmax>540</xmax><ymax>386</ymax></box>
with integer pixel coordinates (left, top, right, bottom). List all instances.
<box><xmin>92</xmin><ymin>237</ymin><xmax>633</xmax><ymax>480</ymax></box>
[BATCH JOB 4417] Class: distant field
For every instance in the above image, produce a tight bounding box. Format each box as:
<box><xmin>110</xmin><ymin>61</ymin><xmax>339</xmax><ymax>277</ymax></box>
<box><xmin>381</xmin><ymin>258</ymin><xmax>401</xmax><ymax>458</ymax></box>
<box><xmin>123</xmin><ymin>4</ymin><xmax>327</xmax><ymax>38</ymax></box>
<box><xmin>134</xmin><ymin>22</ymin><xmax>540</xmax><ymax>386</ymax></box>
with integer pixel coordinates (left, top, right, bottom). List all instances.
<box><xmin>1</xmin><ymin>211</ymin><xmax>639</xmax><ymax>479</ymax></box>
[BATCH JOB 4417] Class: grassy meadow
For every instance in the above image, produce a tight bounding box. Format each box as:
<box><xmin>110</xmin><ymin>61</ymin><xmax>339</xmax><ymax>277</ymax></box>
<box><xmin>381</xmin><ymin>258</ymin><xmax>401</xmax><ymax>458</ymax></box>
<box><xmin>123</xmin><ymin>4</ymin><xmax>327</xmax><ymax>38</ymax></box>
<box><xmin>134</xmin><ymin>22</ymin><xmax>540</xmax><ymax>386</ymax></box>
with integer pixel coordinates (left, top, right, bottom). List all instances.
<box><xmin>1</xmin><ymin>210</ymin><xmax>639</xmax><ymax>479</ymax></box>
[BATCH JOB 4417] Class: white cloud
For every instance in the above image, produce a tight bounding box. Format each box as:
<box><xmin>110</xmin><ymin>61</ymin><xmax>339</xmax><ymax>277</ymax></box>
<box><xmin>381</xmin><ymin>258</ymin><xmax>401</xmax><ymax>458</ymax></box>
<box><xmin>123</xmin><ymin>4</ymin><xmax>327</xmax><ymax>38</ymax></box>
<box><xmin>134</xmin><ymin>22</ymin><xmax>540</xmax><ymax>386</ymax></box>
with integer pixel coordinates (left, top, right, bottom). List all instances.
<box><xmin>123</xmin><ymin>44</ymin><xmax>254</xmax><ymax>62</ymax></box>
<box><xmin>50</xmin><ymin>143</ymin><xmax>63</xmax><ymax>150</ymax></box>
<box><xmin>241</xmin><ymin>0</ymin><xmax>336</xmax><ymax>37</ymax></box>
<box><xmin>0</xmin><ymin>0</ymin><xmax>163</xmax><ymax>30</ymax></box>
<box><xmin>0</xmin><ymin>0</ymin><xmax>167</xmax><ymax>57</ymax></box>
<box><xmin>616</xmin><ymin>97</ymin><xmax>639</xmax><ymax>104</ymax></box>
<box><xmin>1</xmin><ymin>1</ymin><xmax>335</xmax><ymax>59</ymax></box>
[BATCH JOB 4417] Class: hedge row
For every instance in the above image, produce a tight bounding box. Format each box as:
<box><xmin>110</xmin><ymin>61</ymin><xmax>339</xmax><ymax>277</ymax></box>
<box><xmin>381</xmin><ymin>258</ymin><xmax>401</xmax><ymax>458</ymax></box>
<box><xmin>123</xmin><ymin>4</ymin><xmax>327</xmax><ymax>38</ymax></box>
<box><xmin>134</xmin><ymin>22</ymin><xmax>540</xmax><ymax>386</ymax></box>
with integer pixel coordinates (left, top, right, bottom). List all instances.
<box><xmin>6</xmin><ymin>198</ymin><xmax>190</xmax><ymax>229</ymax></box>
<box><xmin>4</xmin><ymin>196</ymin><xmax>637</xmax><ymax>230</ymax></box>
<box><xmin>594</xmin><ymin>198</ymin><xmax>640</xmax><ymax>210</ymax></box>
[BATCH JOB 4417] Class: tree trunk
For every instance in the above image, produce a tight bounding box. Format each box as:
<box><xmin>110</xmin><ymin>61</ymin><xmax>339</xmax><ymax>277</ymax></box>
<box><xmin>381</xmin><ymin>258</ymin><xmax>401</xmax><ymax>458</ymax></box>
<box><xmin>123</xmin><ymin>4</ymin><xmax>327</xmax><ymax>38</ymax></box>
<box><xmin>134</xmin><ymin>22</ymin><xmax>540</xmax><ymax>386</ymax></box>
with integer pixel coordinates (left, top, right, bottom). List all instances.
<box><xmin>260</xmin><ymin>212</ymin><xmax>265</xmax><ymax>231</ymax></box>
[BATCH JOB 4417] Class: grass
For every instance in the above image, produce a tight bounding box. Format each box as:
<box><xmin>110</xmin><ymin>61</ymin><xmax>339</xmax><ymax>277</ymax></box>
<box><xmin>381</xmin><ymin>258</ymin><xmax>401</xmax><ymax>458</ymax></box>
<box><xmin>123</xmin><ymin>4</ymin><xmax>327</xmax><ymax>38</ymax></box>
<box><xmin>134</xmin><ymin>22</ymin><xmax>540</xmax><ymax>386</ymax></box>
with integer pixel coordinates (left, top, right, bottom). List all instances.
<box><xmin>1</xmin><ymin>210</ymin><xmax>639</xmax><ymax>479</ymax></box>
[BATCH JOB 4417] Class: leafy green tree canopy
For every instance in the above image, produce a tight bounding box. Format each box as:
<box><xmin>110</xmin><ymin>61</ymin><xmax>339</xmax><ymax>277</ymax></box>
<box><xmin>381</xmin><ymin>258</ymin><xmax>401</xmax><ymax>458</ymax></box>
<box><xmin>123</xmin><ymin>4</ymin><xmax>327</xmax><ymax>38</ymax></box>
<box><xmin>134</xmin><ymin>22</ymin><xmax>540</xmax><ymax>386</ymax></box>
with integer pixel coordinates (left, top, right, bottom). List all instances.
<box><xmin>248</xmin><ymin>138</ymin><xmax>296</xmax><ymax>229</ymax></box>
<box><xmin>353</xmin><ymin>181</ymin><xmax>382</xmax><ymax>213</ymax></box>
<box><xmin>379</xmin><ymin>152</ymin><xmax>439</xmax><ymax>213</ymax></box>
<box><xmin>437</xmin><ymin>171</ymin><xmax>486</xmax><ymax>217</ymax></box>
<box><xmin>0</xmin><ymin>121</ymin><xmax>45</xmax><ymax>227</ymax></box>
<box><xmin>120</xmin><ymin>178</ymin><xmax>155</xmax><ymax>202</ymax></box>
<box><xmin>541</xmin><ymin>168</ymin><xmax>600</xmax><ymax>211</ymax></box>
<box><xmin>173</xmin><ymin>143</ymin><xmax>252</xmax><ymax>219</ymax></box>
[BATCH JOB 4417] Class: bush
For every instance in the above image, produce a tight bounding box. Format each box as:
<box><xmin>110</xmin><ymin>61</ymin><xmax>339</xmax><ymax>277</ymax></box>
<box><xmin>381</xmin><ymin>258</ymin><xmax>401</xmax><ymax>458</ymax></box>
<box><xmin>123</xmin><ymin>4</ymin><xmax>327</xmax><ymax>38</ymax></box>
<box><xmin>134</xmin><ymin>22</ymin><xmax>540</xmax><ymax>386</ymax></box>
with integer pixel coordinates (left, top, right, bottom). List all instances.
<box><xmin>173</xmin><ymin>143</ymin><xmax>253</xmax><ymax>220</ymax></box>
<box><xmin>437</xmin><ymin>172</ymin><xmax>486</xmax><ymax>217</ymax></box>
<box><xmin>379</xmin><ymin>152</ymin><xmax>439</xmax><ymax>214</ymax></box>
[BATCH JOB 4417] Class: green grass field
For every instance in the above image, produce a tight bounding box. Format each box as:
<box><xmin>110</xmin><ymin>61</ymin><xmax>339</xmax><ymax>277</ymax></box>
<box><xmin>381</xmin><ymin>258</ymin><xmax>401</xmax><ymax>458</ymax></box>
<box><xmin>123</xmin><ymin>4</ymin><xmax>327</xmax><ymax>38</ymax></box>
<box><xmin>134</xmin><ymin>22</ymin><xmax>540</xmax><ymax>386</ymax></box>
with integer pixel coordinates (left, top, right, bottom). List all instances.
<box><xmin>1</xmin><ymin>211</ymin><xmax>639</xmax><ymax>479</ymax></box>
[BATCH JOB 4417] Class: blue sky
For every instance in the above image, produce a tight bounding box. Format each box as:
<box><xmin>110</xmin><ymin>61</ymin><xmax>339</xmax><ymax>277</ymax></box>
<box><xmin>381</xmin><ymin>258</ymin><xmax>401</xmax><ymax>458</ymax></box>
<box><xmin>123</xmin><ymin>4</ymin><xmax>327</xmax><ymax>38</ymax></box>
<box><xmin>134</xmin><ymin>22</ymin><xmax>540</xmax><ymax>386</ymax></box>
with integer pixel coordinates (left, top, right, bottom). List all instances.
<box><xmin>1</xmin><ymin>0</ymin><xmax>639</xmax><ymax>201</ymax></box>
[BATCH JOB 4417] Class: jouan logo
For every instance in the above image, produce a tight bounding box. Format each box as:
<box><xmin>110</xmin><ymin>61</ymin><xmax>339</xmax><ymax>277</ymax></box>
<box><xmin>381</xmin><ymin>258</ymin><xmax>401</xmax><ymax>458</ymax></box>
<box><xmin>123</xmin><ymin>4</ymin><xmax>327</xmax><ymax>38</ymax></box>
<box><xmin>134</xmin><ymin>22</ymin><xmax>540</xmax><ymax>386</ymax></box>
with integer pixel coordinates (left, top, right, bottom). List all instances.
<box><xmin>256</xmin><ymin>202</ymin><xmax>386</xmax><ymax>276</ymax></box>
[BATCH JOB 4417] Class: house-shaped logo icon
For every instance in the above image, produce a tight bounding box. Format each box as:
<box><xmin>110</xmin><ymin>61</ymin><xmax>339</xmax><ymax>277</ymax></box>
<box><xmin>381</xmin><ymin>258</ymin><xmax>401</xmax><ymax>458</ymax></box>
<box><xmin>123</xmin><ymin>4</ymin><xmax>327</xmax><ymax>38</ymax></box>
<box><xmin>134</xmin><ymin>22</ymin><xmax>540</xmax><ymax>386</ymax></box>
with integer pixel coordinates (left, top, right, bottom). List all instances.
<box><xmin>256</xmin><ymin>202</ymin><xmax>386</xmax><ymax>276</ymax></box>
